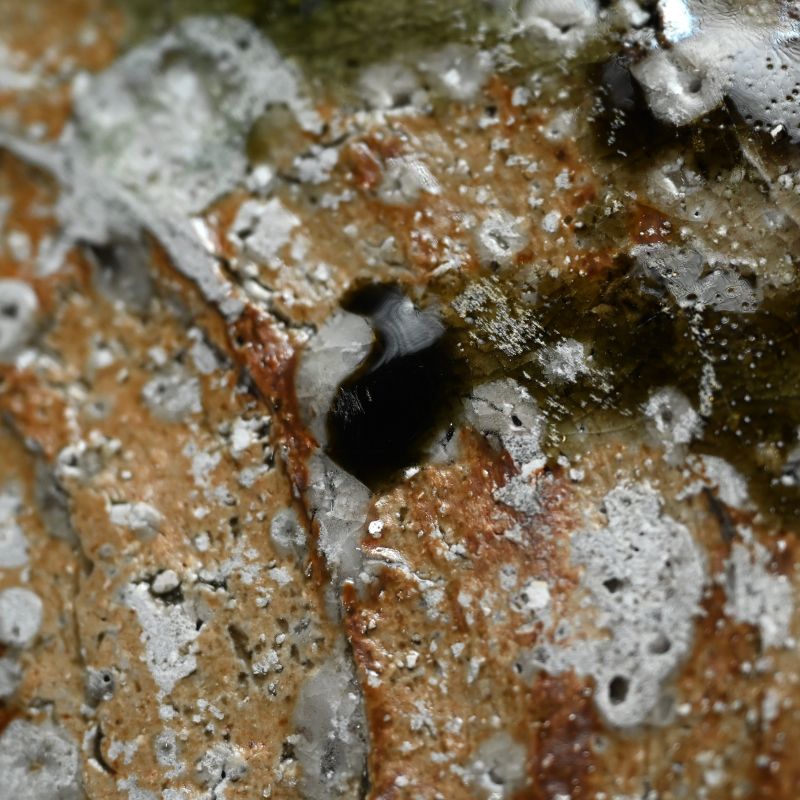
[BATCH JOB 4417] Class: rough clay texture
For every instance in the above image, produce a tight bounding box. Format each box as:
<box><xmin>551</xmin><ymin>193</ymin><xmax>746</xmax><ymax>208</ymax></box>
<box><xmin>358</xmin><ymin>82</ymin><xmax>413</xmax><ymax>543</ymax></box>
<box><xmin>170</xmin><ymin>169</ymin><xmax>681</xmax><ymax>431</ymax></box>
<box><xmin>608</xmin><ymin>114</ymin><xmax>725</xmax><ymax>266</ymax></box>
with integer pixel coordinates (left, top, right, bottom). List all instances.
<box><xmin>1</xmin><ymin>1</ymin><xmax>800</xmax><ymax>799</ymax></box>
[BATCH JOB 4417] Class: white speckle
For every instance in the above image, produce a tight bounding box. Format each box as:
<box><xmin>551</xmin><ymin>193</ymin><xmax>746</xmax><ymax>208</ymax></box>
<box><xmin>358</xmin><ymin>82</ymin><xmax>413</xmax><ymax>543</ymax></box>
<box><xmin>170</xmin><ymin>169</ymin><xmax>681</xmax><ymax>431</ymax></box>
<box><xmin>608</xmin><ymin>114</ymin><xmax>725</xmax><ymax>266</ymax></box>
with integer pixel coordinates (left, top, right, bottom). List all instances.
<box><xmin>108</xmin><ymin>501</ymin><xmax>163</xmax><ymax>541</ymax></box>
<box><xmin>541</xmin><ymin>210</ymin><xmax>561</xmax><ymax>233</ymax></box>
<box><xmin>512</xmin><ymin>579</ymin><xmax>550</xmax><ymax>614</ymax></box>
<box><xmin>152</xmin><ymin>570</ymin><xmax>180</xmax><ymax>595</ymax></box>
<box><xmin>367</xmin><ymin>519</ymin><xmax>384</xmax><ymax>537</ymax></box>
<box><xmin>268</xmin><ymin>566</ymin><xmax>293</xmax><ymax>586</ymax></box>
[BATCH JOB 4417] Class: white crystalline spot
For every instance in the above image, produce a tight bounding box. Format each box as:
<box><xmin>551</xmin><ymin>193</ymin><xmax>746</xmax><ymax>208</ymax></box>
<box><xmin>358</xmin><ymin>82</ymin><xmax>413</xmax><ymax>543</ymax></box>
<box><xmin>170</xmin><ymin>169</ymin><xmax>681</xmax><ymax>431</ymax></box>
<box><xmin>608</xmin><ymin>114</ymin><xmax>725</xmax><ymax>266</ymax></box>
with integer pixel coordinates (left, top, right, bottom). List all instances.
<box><xmin>230</xmin><ymin>197</ymin><xmax>300</xmax><ymax>267</ymax></box>
<box><xmin>108</xmin><ymin>501</ymin><xmax>163</xmax><ymax>541</ymax></box>
<box><xmin>725</xmin><ymin>541</ymin><xmax>794</xmax><ymax>650</ymax></box>
<box><xmin>0</xmin><ymin>485</ymin><xmax>28</xmax><ymax>568</ymax></box>
<box><xmin>0</xmin><ymin>587</ymin><xmax>42</xmax><ymax>647</ymax></box>
<box><xmin>538</xmin><ymin>339</ymin><xmax>588</xmax><ymax>384</ymax></box>
<box><xmin>475</xmin><ymin>211</ymin><xmax>528</xmax><ymax>267</ymax></box>
<box><xmin>378</xmin><ymin>157</ymin><xmax>441</xmax><ymax>205</ymax></box>
<box><xmin>269</xmin><ymin>506</ymin><xmax>307</xmax><ymax>560</ymax></box>
<box><xmin>123</xmin><ymin>582</ymin><xmax>201</xmax><ymax>695</ymax></box>
<box><xmin>659</xmin><ymin>0</ymin><xmax>695</xmax><ymax>42</ymax></box>
<box><xmin>452</xmin><ymin>278</ymin><xmax>537</xmax><ymax>358</ymax></box>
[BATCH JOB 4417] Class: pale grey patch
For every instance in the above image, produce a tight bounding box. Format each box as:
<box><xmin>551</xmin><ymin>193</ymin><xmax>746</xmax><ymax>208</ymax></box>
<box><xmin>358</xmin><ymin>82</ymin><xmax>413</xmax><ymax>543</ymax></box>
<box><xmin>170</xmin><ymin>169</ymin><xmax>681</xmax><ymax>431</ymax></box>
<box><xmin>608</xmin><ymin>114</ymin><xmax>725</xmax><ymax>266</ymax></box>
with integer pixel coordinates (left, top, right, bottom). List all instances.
<box><xmin>117</xmin><ymin>777</ymin><xmax>157</xmax><ymax>800</ymax></box>
<box><xmin>123</xmin><ymin>582</ymin><xmax>201</xmax><ymax>695</ymax></box>
<box><xmin>0</xmin><ymin>279</ymin><xmax>38</xmax><ymax>362</ymax></box>
<box><xmin>1</xmin><ymin>88</ymin><xmax>244</xmax><ymax>320</ymax></box>
<box><xmin>632</xmin><ymin>1</ymin><xmax>800</xmax><ymax>141</ymax></box>
<box><xmin>378</xmin><ymin>156</ymin><xmax>441</xmax><ymax>205</ymax></box>
<box><xmin>34</xmin><ymin>462</ymin><xmax>79</xmax><ymax>546</ymax></box>
<box><xmin>71</xmin><ymin>15</ymin><xmax>316</xmax><ymax>216</ymax></box>
<box><xmin>154</xmin><ymin>729</ymin><xmax>182</xmax><ymax>774</ymax></box>
<box><xmin>632</xmin><ymin>243</ymin><xmax>760</xmax><ymax>312</ymax></box>
<box><xmin>463</xmin><ymin>732</ymin><xmax>527</xmax><ymax>798</ymax></box>
<box><xmin>0</xmin><ymin>484</ymin><xmax>28</xmax><ymax>568</ymax></box>
<box><xmin>725</xmin><ymin>540</ymin><xmax>794</xmax><ymax>650</ymax></box>
<box><xmin>295</xmin><ymin>311</ymin><xmax>373</xmax><ymax>445</ymax></box>
<box><xmin>84</xmin><ymin>667</ymin><xmax>115</xmax><ymax>706</ymax></box>
<box><xmin>141</xmin><ymin>366</ymin><xmax>202</xmax><ymax>422</ymax></box>
<box><xmin>474</xmin><ymin>211</ymin><xmax>528</xmax><ymax>268</ymax></box>
<box><xmin>293</xmin><ymin>651</ymin><xmax>367</xmax><ymax>800</ymax></box>
<box><xmin>83</xmin><ymin>235</ymin><xmax>153</xmax><ymax>312</ymax></box>
<box><xmin>196</xmin><ymin>743</ymin><xmax>247</xmax><ymax>794</ymax></box>
<box><xmin>0</xmin><ymin>720</ymin><xmax>82</xmax><ymax>800</ymax></box>
<box><xmin>304</xmin><ymin>452</ymin><xmax>370</xmax><ymax>585</ymax></box>
<box><xmin>0</xmin><ymin>587</ymin><xmax>43</xmax><ymax>647</ymax></box>
<box><xmin>643</xmin><ymin>387</ymin><xmax>702</xmax><ymax>457</ymax></box>
<box><xmin>358</xmin><ymin>61</ymin><xmax>422</xmax><ymax>110</ymax></box>
<box><xmin>270</xmin><ymin>507</ymin><xmax>307</xmax><ymax>561</ymax></box>
<box><xmin>465</xmin><ymin>379</ymin><xmax>545</xmax><ymax>516</ymax></box>
<box><xmin>0</xmin><ymin>656</ymin><xmax>22</xmax><ymax>699</ymax></box>
<box><xmin>521</xmin><ymin>483</ymin><xmax>705</xmax><ymax>729</ymax></box>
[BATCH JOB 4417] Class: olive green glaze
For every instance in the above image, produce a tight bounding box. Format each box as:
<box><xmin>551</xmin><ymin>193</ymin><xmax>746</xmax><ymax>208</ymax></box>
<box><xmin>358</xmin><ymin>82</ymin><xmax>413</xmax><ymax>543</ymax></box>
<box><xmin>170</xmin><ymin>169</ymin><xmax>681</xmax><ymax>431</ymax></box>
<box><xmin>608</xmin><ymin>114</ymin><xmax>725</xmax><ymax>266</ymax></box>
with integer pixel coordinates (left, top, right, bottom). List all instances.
<box><xmin>124</xmin><ymin>0</ymin><xmax>506</xmax><ymax>86</ymax></box>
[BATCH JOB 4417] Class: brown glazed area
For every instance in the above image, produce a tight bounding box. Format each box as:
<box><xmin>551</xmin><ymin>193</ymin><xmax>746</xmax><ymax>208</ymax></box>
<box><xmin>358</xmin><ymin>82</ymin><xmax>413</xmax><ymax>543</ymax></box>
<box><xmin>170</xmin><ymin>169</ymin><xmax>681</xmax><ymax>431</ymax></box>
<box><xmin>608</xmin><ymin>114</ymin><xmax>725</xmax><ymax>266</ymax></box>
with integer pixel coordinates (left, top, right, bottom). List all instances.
<box><xmin>1</xmin><ymin>1</ymin><xmax>800</xmax><ymax>798</ymax></box>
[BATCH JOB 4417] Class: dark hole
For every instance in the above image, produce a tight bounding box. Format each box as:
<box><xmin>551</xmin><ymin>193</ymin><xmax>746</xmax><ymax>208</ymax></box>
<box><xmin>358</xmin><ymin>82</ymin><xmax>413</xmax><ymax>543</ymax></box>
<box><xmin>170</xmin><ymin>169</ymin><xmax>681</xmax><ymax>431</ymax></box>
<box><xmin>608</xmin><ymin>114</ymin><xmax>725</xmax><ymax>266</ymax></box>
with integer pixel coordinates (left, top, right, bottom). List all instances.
<box><xmin>1</xmin><ymin>303</ymin><xmax>18</xmax><ymax>319</ymax></box>
<box><xmin>603</xmin><ymin>577</ymin><xmax>624</xmax><ymax>593</ymax></box>
<box><xmin>326</xmin><ymin>284</ymin><xmax>465</xmax><ymax>488</ymax></box>
<box><xmin>609</xmin><ymin>675</ymin><xmax>629</xmax><ymax>705</ymax></box>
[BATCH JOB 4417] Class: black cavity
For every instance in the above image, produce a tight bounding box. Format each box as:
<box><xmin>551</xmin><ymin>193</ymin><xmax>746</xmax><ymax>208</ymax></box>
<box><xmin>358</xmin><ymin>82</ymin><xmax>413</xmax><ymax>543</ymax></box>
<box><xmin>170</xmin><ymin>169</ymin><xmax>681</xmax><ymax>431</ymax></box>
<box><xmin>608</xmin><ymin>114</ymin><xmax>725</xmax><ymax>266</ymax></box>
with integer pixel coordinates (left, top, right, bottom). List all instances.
<box><xmin>326</xmin><ymin>284</ymin><xmax>463</xmax><ymax>488</ymax></box>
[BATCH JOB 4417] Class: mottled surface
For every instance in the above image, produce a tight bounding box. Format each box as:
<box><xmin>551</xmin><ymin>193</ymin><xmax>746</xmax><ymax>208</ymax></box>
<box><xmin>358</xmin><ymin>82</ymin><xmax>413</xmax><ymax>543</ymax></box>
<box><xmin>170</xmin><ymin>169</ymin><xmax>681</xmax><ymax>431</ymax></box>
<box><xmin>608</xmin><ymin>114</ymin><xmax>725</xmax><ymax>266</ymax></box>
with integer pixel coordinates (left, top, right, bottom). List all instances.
<box><xmin>1</xmin><ymin>1</ymin><xmax>800</xmax><ymax>799</ymax></box>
